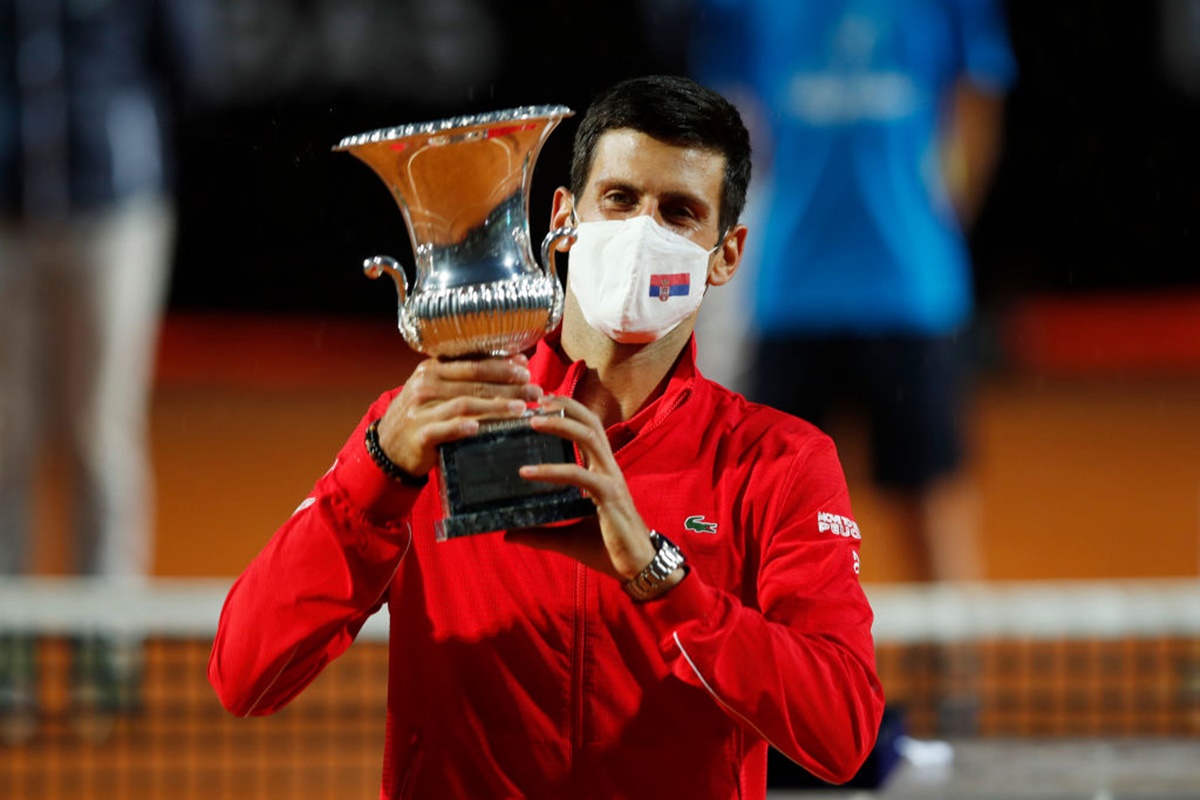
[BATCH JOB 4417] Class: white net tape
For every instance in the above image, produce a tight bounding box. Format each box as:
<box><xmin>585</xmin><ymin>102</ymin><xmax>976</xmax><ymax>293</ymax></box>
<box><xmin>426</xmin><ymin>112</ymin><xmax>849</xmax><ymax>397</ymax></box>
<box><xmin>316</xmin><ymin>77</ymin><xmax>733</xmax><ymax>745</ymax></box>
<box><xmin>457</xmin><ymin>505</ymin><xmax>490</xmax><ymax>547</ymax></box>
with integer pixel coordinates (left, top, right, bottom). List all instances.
<box><xmin>1</xmin><ymin>577</ymin><xmax>1197</xmax><ymax>643</ymax></box>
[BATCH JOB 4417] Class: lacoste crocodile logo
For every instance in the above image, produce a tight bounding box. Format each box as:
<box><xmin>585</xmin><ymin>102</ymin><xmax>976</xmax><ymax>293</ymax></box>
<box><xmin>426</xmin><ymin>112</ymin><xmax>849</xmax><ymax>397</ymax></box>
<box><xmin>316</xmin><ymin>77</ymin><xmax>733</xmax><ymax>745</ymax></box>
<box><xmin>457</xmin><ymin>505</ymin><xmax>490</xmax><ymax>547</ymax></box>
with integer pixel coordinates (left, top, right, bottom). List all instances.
<box><xmin>684</xmin><ymin>515</ymin><xmax>718</xmax><ymax>535</ymax></box>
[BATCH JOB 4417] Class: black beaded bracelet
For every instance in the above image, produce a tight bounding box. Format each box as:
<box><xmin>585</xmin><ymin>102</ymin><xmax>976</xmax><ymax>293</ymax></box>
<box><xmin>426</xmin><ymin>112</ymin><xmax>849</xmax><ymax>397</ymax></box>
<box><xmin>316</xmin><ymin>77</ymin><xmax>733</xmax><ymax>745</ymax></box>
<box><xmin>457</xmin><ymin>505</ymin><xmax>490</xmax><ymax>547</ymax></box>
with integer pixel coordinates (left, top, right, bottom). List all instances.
<box><xmin>365</xmin><ymin>418</ymin><xmax>429</xmax><ymax>488</ymax></box>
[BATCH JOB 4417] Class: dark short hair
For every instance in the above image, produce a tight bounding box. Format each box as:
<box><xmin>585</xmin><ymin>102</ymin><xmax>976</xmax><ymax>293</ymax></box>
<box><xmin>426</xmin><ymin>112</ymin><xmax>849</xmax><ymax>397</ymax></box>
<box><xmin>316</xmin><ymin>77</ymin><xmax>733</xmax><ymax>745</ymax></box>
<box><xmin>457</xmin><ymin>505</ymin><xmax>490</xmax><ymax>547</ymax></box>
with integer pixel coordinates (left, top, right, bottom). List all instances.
<box><xmin>569</xmin><ymin>75</ymin><xmax>752</xmax><ymax>234</ymax></box>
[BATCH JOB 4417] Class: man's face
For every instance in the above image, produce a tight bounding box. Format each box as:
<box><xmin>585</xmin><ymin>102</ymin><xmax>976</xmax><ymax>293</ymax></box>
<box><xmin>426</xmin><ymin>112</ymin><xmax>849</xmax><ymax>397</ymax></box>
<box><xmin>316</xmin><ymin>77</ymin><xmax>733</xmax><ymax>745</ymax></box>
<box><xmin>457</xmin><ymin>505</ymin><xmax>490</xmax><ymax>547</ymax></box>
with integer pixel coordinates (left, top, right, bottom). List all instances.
<box><xmin>573</xmin><ymin>129</ymin><xmax>727</xmax><ymax>251</ymax></box>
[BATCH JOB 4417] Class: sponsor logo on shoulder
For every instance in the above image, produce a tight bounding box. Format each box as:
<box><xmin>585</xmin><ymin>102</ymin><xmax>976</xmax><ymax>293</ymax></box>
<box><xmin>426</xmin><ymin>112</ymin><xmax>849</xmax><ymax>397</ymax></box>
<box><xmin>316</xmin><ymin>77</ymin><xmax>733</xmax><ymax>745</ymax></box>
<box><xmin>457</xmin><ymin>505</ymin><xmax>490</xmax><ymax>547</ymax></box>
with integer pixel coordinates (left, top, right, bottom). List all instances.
<box><xmin>684</xmin><ymin>515</ymin><xmax>718</xmax><ymax>535</ymax></box>
<box><xmin>818</xmin><ymin>511</ymin><xmax>861</xmax><ymax>540</ymax></box>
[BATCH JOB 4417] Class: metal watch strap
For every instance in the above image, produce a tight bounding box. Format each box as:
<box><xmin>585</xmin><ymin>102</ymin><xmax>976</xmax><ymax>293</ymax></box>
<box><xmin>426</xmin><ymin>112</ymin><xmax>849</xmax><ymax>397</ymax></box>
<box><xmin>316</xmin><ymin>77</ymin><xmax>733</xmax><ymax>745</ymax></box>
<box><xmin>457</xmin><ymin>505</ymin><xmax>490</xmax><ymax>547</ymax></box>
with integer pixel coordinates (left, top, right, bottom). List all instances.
<box><xmin>622</xmin><ymin>531</ymin><xmax>686</xmax><ymax>602</ymax></box>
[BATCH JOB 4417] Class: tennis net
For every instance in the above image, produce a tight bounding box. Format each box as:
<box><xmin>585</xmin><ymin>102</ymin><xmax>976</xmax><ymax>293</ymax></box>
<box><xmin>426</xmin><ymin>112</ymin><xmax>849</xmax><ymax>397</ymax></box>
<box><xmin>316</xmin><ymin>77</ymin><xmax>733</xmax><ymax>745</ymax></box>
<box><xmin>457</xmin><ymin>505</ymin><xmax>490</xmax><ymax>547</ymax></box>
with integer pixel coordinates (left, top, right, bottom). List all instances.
<box><xmin>0</xmin><ymin>577</ymin><xmax>1197</xmax><ymax>799</ymax></box>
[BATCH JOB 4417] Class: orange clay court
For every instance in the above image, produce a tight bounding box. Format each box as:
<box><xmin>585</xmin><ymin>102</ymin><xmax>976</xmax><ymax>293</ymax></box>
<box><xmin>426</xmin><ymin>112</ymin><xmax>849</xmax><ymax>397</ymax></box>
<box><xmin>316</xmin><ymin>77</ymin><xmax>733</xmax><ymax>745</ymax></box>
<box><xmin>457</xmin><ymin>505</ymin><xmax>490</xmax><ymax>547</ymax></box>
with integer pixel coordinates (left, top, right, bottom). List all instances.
<box><xmin>28</xmin><ymin>293</ymin><xmax>1200</xmax><ymax>582</ymax></box>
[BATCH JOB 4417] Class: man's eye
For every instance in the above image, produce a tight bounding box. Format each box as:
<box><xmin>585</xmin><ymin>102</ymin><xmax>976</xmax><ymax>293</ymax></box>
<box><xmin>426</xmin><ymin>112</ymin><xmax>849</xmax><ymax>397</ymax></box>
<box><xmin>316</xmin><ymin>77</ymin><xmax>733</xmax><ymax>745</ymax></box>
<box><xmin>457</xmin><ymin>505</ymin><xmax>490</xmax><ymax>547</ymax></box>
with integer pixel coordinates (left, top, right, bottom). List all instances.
<box><xmin>664</xmin><ymin>207</ymin><xmax>697</xmax><ymax>223</ymax></box>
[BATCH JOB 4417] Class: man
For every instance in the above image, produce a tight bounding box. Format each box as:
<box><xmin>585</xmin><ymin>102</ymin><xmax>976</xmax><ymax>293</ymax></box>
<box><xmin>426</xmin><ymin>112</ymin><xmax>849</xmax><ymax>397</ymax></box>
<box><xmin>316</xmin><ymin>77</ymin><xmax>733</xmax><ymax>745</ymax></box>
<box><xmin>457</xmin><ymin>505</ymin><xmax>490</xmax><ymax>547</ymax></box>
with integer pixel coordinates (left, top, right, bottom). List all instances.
<box><xmin>208</xmin><ymin>75</ymin><xmax>883</xmax><ymax>798</ymax></box>
<box><xmin>690</xmin><ymin>0</ymin><xmax>1017</xmax><ymax>583</ymax></box>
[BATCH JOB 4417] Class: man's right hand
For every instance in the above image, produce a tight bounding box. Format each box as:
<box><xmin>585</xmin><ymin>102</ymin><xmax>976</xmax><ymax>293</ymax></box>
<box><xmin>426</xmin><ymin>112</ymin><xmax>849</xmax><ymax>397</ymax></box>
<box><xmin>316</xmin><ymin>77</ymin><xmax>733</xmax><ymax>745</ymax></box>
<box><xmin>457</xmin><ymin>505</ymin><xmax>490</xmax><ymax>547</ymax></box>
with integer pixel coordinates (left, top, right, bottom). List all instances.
<box><xmin>374</xmin><ymin>354</ymin><xmax>543</xmax><ymax>478</ymax></box>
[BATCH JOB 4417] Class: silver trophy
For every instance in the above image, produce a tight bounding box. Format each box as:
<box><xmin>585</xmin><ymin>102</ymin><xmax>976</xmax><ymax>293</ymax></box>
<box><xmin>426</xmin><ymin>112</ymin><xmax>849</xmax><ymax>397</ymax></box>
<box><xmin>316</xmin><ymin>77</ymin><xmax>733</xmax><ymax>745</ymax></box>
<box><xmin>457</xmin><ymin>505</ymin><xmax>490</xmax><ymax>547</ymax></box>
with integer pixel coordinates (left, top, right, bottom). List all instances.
<box><xmin>334</xmin><ymin>106</ymin><xmax>595</xmax><ymax>540</ymax></box>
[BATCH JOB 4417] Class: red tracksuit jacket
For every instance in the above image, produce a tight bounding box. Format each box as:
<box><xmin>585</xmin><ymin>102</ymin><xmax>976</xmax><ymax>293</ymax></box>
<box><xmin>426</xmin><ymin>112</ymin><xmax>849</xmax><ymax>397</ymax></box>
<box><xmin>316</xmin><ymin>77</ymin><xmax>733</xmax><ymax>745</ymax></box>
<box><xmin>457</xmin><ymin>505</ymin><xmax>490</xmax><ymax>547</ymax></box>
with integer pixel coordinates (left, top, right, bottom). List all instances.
<box><xmin>208</xmin><ymin>335</ymin><xmax>884</xmax><ymax>799</ymax></box>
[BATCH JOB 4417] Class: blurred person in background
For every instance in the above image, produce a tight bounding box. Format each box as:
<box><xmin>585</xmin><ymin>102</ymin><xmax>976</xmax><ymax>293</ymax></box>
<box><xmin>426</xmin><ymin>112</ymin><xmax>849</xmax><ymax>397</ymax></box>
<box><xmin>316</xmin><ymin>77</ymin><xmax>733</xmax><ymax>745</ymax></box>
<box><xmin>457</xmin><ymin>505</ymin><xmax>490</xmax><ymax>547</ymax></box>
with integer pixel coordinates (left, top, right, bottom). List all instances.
<box><xmin>0</xmin><ymin>0</ymin><xmax>218</xmax><ymax>742</ymax></box>
<box><xmin>690</xmin><ymin>0</ymin><xmax>1017</xmax><ymax>586</ymax></box>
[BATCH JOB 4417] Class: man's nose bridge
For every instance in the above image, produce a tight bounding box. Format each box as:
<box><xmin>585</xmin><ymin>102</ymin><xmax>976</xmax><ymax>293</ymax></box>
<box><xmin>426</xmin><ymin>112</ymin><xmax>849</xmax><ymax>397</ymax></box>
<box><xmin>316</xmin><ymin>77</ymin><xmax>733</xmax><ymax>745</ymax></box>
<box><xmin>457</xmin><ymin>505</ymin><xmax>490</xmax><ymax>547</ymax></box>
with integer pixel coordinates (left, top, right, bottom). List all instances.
<box><xmin>637</xmin><ymin>200</ymin><xmax>663</xmax><ymax>226</ymax></box>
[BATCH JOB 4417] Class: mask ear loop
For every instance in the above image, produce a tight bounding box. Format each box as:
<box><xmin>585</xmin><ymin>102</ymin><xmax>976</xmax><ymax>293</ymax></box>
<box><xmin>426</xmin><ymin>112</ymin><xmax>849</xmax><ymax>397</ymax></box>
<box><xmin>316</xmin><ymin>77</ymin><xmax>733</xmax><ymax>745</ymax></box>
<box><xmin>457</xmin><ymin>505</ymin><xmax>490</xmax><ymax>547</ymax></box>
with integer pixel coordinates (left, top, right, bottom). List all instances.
<box><xmin>708</xmin><ymin>228</ymin><xmax>730</xmax><ymax>255</ymax></box>
<box><xmin>702</xmin><ymin>228</ymin><xmax>732</xmax><ymax>293</ymax></box>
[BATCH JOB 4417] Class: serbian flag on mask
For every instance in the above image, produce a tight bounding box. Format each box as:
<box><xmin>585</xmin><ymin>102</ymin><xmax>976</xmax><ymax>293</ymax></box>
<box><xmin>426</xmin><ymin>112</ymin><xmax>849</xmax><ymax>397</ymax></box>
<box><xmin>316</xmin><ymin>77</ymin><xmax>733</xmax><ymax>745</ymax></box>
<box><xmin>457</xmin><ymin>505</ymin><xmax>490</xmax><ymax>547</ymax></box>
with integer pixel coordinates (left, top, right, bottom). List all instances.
<box><xmin>649</xmin><ymin>273</ymin><xmax>690</xmax><ymax>302</ymax></box>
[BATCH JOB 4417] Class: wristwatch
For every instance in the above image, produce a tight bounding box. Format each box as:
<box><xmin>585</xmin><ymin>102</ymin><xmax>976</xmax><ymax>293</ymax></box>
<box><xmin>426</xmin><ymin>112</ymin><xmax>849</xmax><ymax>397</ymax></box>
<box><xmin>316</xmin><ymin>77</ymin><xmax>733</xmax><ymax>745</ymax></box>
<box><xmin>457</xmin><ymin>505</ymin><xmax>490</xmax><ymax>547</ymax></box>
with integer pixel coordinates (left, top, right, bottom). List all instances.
<box><xmin>622</xmin><ymin>531</ymin><xmax>687</xmax><ymax>602</ymax></box>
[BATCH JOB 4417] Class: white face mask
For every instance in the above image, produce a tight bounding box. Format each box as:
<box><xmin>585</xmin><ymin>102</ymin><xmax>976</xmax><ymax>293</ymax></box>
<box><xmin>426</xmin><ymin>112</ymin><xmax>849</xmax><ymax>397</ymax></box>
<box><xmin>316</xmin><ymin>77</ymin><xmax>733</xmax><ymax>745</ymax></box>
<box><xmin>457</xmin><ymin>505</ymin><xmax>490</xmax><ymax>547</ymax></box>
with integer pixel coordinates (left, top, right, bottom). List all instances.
<box><xmin>567</xmin><ymin>214</ymin><xmax>720</xmax><ymax>344</ymax></box>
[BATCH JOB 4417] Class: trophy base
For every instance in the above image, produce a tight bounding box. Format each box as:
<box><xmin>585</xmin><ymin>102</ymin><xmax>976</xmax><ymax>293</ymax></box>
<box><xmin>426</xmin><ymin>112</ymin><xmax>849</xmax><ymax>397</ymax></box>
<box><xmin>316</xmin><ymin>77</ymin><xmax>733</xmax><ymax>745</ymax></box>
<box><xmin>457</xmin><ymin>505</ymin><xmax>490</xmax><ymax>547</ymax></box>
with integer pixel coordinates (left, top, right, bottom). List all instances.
<box><xmin>435</xmin><ymin>413</ymin><xmax>596</xmax><ymax>540</ymax></box>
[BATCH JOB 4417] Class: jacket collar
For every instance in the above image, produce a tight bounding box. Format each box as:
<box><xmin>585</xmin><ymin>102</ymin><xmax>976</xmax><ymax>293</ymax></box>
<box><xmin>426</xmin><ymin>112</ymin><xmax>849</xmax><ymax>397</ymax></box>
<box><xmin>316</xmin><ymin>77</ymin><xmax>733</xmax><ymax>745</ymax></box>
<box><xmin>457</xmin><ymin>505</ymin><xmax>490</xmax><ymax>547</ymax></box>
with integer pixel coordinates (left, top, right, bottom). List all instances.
<box><xmin>529</xmin><ymin>331</ymin><xmax>699</xmax><ymax>448</ymax></box>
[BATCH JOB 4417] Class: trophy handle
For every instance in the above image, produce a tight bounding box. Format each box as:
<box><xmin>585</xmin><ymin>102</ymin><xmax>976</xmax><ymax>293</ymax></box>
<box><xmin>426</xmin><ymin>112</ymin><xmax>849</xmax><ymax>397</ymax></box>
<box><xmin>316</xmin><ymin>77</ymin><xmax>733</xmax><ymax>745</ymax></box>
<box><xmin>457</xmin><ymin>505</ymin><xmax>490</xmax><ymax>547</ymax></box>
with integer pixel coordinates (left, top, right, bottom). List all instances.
<box><xmin>540</xmin><ymin>224</ymin><xmax>577</xmax><ymax>284</ymax></box>
<box><xmin>363</xmin><ymin>255</ymin><xmax>411</xmax><ymax>329</ymax></box>
<box><xmin>539</xmin><ymin>225</ymin><xmax>576</xmax><ymax>334</ymax></box>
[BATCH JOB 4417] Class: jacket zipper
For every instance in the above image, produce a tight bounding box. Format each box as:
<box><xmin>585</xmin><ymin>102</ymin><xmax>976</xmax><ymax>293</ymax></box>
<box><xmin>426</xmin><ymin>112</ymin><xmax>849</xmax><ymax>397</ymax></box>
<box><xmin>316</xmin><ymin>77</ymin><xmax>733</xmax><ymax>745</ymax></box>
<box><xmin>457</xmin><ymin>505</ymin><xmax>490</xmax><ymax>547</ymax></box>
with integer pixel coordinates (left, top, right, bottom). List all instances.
<box><xmin>570</xmin><ymin>563</ymin><xmax>588</xmax><ymax>753</ymax></box>
<box><xmin>561</xmin><ymin>365</ymin><xmax>689</xmax><ymax>756</ymax></box>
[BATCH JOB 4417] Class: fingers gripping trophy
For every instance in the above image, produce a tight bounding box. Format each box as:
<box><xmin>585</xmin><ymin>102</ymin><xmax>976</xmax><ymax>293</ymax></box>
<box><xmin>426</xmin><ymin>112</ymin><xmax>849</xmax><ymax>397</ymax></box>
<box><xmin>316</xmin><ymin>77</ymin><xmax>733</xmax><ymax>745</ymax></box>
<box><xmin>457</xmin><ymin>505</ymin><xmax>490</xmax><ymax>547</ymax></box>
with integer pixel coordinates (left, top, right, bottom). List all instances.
<box><xmin>334</xmin><ymin>107</ymin><xmax>595</xmax><ymax>540</ymax></box>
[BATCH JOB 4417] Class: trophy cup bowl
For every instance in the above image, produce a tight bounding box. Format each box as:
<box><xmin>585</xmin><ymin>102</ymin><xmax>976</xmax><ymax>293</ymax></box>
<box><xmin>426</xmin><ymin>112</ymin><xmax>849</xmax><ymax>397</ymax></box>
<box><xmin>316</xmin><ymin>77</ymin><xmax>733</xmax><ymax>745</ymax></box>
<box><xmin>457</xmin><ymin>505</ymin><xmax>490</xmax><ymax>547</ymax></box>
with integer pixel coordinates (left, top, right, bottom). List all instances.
<box><xmin>334</xmin><ymin>106</ymin><xmax>596</xmax><ymax>540</ymax></box>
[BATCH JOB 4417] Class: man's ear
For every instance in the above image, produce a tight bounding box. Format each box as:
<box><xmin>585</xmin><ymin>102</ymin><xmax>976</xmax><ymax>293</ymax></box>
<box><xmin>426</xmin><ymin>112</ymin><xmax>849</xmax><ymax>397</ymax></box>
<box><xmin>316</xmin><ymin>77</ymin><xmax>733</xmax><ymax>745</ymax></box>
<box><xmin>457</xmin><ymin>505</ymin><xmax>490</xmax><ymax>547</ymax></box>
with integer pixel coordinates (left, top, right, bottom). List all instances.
<box><xmin>550</xmin><ymin>187</ymin><xmax>575</xmax><ymax>250</ymax></box>
<box><xmin>707</xmin><ymin>224</ymin><xmax>748</xmax><ymax>287</ymax></box>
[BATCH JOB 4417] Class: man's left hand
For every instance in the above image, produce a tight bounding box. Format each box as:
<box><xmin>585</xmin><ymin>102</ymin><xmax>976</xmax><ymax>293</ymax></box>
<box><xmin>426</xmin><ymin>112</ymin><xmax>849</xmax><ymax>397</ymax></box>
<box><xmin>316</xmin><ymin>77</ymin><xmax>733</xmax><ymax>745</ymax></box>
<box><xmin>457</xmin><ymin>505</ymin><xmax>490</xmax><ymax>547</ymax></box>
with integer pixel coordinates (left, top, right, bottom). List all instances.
<box><xmin>503</xmin><ymin>395</ymin><xmax>656</xmax><ymax>583</ymax></box>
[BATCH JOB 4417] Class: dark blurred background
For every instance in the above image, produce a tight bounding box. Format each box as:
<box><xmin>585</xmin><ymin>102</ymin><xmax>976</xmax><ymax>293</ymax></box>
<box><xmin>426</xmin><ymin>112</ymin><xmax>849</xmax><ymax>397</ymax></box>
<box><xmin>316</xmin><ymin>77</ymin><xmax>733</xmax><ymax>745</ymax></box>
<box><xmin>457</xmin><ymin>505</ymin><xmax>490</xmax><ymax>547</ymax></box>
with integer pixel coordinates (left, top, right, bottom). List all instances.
<box><xmin>165</xmin><ymin>0</ymin><xmax>1200</xmax><ymax>320</ymax></box>
<box><xmin>167</xmin><ymin>0</ymin><xmax>686</xmax><ymax>316</ymax></box>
